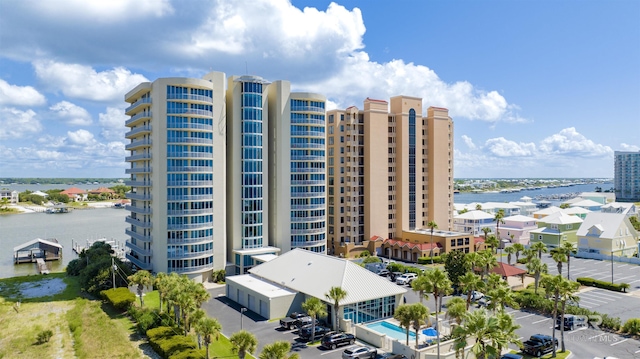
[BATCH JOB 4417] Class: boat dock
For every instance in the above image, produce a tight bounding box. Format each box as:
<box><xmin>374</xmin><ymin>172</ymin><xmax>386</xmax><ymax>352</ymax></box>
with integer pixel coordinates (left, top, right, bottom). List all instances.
<box><xmin>72</xmin><ymin>238</ymin><xmax>126</xmax><ymax>260</ymax></box>
<box><xmin>13</xmin><ymin>238</ymin><xmax>63</xmax><ymax>264</ymax></box>
<box><xmin>36</xmin><ymin>258</ymin><xmax>50</xmax><ymax>274</ymax></box>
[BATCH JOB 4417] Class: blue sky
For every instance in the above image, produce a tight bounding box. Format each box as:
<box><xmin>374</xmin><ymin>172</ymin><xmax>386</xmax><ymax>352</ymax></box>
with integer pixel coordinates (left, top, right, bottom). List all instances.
<box><xmin>0</xmin><ymin>0</ymin><xmax>638</xmax><ymax>178</ymax></box>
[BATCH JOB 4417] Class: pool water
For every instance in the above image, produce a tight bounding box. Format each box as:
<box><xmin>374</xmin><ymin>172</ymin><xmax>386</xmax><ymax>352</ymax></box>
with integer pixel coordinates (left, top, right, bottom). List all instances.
<box><xmin>366</xmin><ymin>321</ymin><xmax>416</xmax><ymax>341</ymax></box>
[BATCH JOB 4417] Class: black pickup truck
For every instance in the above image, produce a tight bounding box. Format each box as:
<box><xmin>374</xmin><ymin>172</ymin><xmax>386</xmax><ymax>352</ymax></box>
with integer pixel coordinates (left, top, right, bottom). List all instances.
<box><xmin>522</xmin><ymin>334</ymin><xmax>558</xmax><ymax>357</ymax></box>
<box><xmin>279</xmin><ymin>312</ymin><xmax>310</xmax><ymax>330</ymax></box>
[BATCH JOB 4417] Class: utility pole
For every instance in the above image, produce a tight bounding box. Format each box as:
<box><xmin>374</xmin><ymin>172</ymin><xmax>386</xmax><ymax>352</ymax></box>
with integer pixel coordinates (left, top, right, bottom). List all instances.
<box><xmin>112</xmin><ymin>257</ymin><xmax>116</xmax><ymax>289</ymax></box>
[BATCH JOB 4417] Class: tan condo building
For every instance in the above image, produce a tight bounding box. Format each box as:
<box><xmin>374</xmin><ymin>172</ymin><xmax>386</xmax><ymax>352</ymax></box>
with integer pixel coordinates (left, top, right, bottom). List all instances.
<box><xmin>326</xmin><ymin>96</ymin><xmax>455</xmax><ymax>259</ymax></box>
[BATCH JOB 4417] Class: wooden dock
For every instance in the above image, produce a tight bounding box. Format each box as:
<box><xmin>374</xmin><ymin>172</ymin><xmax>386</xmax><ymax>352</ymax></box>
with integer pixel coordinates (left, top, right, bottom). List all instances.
<box><xmin>36</xmin><ymin>258</ymin><xmax>49</xmax><ymax>274</ymax></box>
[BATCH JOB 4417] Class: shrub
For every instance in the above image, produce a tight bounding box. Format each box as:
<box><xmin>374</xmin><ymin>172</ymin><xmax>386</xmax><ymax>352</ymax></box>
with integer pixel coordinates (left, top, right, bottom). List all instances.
<box><xmin>622</xmin><ymin>318</ymin><xmax>640</xmax><ymax>336</ymax></box>
<box><xmin>600</xmin><ymin>314</ymin><xmax>621</xmax><ymax>331</ymax></box>
<box><xmin>517</xmin><ymin>258</ymin><xmax>527</xmax><ymax>264</ymax></box>
<box><xmin>576</xmin><ymin>277</ymin><xmax>629</xmax><ymax>292</ymax></box>
<box><xmin>36</xmin><ymin>329</ymin><xmax>53</xmax><ymax>344</ymax></box>
<box><xmin>147</xmin><ymin>327</ymin><xmax>198</xmax><ymax>359</ymax></box>
<box><xmin>130</xmin><ymin>307</ymin><xmax>174</xmax><ymax>333</ymax></box>
<box><xmin>101</xmin><ymin>287</ymin><xmax>136</xmax><ymax>310</ymax></box>
<box><xmin>417</xmin><ymin>255</ymin><xmax>443</xmax><ymax>264</ymax></box>
<box><xmin>211</xmin><ymin>269</ymin><xmax>226</xmax><ymax>283</ymax></box>
<box><xmin>169</xmin><ymin>349</ymin><xmax>206</xmax><ymax>359</ymax></box>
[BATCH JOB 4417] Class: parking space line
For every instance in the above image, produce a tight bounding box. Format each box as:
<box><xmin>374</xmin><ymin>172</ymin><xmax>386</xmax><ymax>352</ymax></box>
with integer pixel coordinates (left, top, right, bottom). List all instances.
<box><xmin>515</xmin><ymin>313</ymin><xmax>534</xmax><ymax>320</ymax></box>
<box><xmin>584</xmin><ymin>291</ymin><xmax>623</xmax><ymax>299</ymax></box>
<box><xmin>628</xmin><ymin>279</ymin><xmax>640</xmax><ymax>284</ymax></box>
<box><xmin>532</xmin><ymin>318</ymin><xmax>550</xmax><ymax>324</ymax></box>
<box><xmin>610</xmin><ymin>338</ymin><xmax>628</xmax><ymax>346</ymax></box>
<box><xmin>635</xmin><ymin>348</ymin><xmax>640</xmax><ymax>354</ymax></box>
<box><xmin>588</xmin><ymin>333</ymin><xmax>606</xmax><ymax>340</ymax></box>
<box><xmin>614</xmin><ymin>274</ymin><xmax>637</xmax><ymax>281</ymax></box>
<box><xmin>617</xmin><ymin>264</ymin><xmax>629</xmax><ymax>268</ymax></box>
<box><xmin>578</xmin><ymin>296</ymin><xmax>608</xmax><ymax>304</ymax></box>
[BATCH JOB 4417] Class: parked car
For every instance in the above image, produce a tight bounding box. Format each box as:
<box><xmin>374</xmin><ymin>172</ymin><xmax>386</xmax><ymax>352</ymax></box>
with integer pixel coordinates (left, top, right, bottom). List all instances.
<box><xmin>470</xmin><ymin>290</ymin><xmax>484</xmax><ymax>301</ymax></box>
<box><xmin>556</xmin><ymin>314</ymin><xmax>587</xmax><ymax>331</ymax></box>
<box><xmin>501</xmin><ymin>354</ymin><xmax>523</xmax><ymax>359</ymax></box>
<box><xmin>381</xmin><ymin>354</ymin><xmax>408</xmax><ymax>359</ymax></box>
<box><xmin>389</xmin><ymin>272</ymin><xmax>404</xmax><ymax>281</ymax></box>
<box><xmin>377</xmin><ymin>269</ymin><xmax>390</xmax><ymax>277</ymax></box>
<box><xmin>279</xmin><ymin>312</ymin><xmax>308</xmax><ymax>330</ymax></box>
<box><xmin>522</xmin><ymin>334</ymin><xmax>558</xmax><ymax>357</ymax></box>
<box><xmin>477</xmin><ymin>296</ymin><xmax>492</xmax><ymax>308</ymax></box>
<box><xmin>321</xmin><ymin>332</ymin><xmax>356</xmax><ymax>349</ymax></box>
<box><xmin>342</xmin><ymin>345</ymin><xmax>377</xmax><ymax>359</ymax></box>
<box><xmin>299</xmin><ymin>325</ymin><xmax>331</xmax><ymax>340</ymax></box>
<box><xmin>395</xmin><ymin>273</ymin><xmax>417</xmax><ymax>285</ymax></box>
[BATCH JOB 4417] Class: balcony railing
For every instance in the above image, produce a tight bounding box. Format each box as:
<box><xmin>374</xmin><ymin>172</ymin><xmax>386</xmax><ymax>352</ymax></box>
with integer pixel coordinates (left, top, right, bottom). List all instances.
<box><xmin>125</xmin><ymin>229</ymin><xmax>152</xmax><ymax>243</ymax></box>
<box><xmin>166</xmin><ymin>166</ymin><xmax>213</xmax><ymax>173</ymax></box>
<box><xmin>291</xmin><ymin>105</ymin><xmax>325</xmax><ymax>113</ymax></box>
<box><xmin>167</xmin><ymin>108</ymin><xmax>213</xmax><ymax>117</ymax></box>
<box><xmin>291</xmin><ymin>118</ymin><xmax>325</xmax><ymax>125</ymax></box>
<box><xmin>291</xmin><ymin>228</ymin><xmax>326</xmax><ymax>235</ymax></box>
<box><xmin>291</xmin><ymin>191</ymin><xmax>326</xmax><ymax>198</ymax></box>
<box><xmin>126</xmin><ymin>241</ymin><xmax>152</xmax><ymax>256</ymax></box>
<box><xmin>291</xmin><ymin>131</ymin><xmax>326</xmax><ymax>137</ymax></box>
<box><xmin>292</xmin><ymin>239</ymin><xmax>326</xmax><ymax>247</ymax></box>
<box><xmin>125</xmin><ymin>180</ymin><xmax>152</xmax><ymax>187</ymax></box>
<box><xmin>125</xmin><ymin>167</ymin><xmax>152</xmax><ymax>174</ymax></box>
<box><xmin>167</xmin><ymin>180</ymin><xmax>214</xmax><ymax>187</ymax></box>
<box><xmin>125</xmin><ymin>138</ymin><xmax>152</xmax><ymax>150</ymax></box>
<box><xmin>166</xmin><ymin>194</ymin><xmax>213</xmax><ymax>201</ymax></box>
<box><xmin>291</xmin><ymin>143</ymin><xmax>324</xmax><ymax>149</ymax></box>
<box><xmin>291</xmin><ymin>204</ymin><xmax>325</xmax><ymax>210</ymax></box>
<box><xmin>126</xmin><ymin>253</ymin><xmax>153</xmax><ymax>270</ymax></box>
<box><xmin>167</xmin><ymin>222</ymin><xmax>213</xmax><ymax>230</ymax></box>
<box><xmin>125</xmin><ymin>153</ymin><xmax>152</xmax><ymax>162</ymax></box>
<box><xmin>167</xmin><ymin>151</ymin><xmax>214</xmax><ymax>159</ymax></box>
<box><xmin>125</xmin><ymin>205</ymin><xmax>152</xmax><ymax>215</ymax></box>
<box><xmin>167</xmin><ymin>249</ymin><xmax>214</xmax><ymax>259</ymax></box>
<box><xmin>168</xmin><ymin>235</ymin><xmax>214</xmax><ymax>245</ymax></box>
<box><xmin>167</xmin><ymin>123</ymin><xmax>214</xmax><ymax>131</ymax></box>
<box><xmin>167</xmin><ymin>93</ymin><xmax>213</xmax><ymax>102</ymax></box>
<box><xmin>126</xmin><ymin>216</ymin><xmax>152</xmax><ymax>229</ymax></box>
<box><xmin>291</xmin><ymin>155</ymin><xmax>325</xmax><ymax>161</ymax></box>
<box><xmin>125</xmin><ymin>125</ymin><xmax>152</xmax><ymax>139</ymax></box>
<box><xmin>125</xmin><ymin>97</ymin><xmax>151</xmax><ymax>114</ymax></box>
<box><xmin>167</xmin><ymin>208</ymin><xmax>213</xmax><ymax>216</ymax></box>
<box><xmin>170</xmin><ymin>263</ymin><xmax>214</xmax><ymax>274</ymax></box>
<box><xmin>126</xmin><ymin>192</ymin><xmax>152</xmax><ymax>201</ymax></box>
<box><xmin>125</xmin><ymin>111</ymin><xmax>152</xmax><ymax>126</ymax></box>
<box><xmin>166</xmin><ymin>137</ymin><xmax>214</xmax><ymax>145</ymax></box>
<box><xmin>291</xmin><ymin>215</ymin><xmax>325</xmax><ymax>223</ymax></box>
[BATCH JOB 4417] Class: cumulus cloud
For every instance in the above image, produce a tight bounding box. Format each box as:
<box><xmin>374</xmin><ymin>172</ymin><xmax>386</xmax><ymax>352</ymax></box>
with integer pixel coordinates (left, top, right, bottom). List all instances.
<box><xmin>0</xmin><ymin>79</ymin><xmax>46</xmax><ymax>106</ymax></box>
<box><xmin>66</xmin><ymin>129</ymin><xmax>95</xmax><ymax>145</ymax></box>
<box><xmin>539</xmin><ymin>127</ymin><xmax>613</xmax><ymax>157</ymax></box>
<box><xmin>99</xmin><ymin>106</ymin><xmax>128</xmax><ymax>140</ymax></box>
<box><xmin>49</xmin><ymin>101</ymin><xmax>92</xmax><ymax>126</ymax></box>
<box><xmin>619</xmin><ymin>143</ymin><xmax>640</xmax><ymax>151</ymax></box>
<box><xmin>485</xmin><ymin>137</ymin><xmax>536</xmax><ymax>157</ymax></box>
<box><xmin>0</xmin><ymin>107</ymin><xmax>42</xmax><ymax>139</ymax></box>
<box><xmin>34</xmin><ymin>60</ymin><xmax>148</xmax><ymax>102</ymax></box>
<box><xmin>461</xmin><ymin>135</ymin><xmax>477</xmax><ymax>150</ymax></box>
<box><xmin>20</xmin><ymin>0</ymin><xmax>173</xmax><ymax>23</ymax></box>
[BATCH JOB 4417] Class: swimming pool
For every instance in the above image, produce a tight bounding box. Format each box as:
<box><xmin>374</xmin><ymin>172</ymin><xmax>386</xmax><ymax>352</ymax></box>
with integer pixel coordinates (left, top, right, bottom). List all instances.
<box><xmin>366</xmin><ymin>321</ymin><xmax>416</xmax><ymax>342</ymax></box>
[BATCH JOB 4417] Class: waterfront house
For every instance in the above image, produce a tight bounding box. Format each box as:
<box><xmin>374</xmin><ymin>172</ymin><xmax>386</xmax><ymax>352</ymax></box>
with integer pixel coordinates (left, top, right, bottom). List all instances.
<box><xmin>0</xmin><ymin>189</ymin><xmax>18</xmax><ymax>204</ymax></box>
<box><xmin>532</xmin><ymin>205</ymin><xmax>563</xmax><ymax>219</ymax></box>
<box><xmin>562</xmin><ymin>206</ymin><xmax>591</xmax><ymax>219</ymax></box>
<box><xmin>60</xmin><ymin>187</ymin><xmax>88</xmax><ymax>202</ymax></box>
<box><xmin>453</xmin><ymin>210</ymin><xmax>495</xmax><ymax>237</ymax></box>
<box><xmin>576</xmin><ymin>212</ymin><xmax>639</xmax><ymax>256</ymax></box>
<box><xmin>600</xmin><ymin>202</ymin><xmax>637</xmax><ymax>218</ymax></box>
<box><xmin>500</xmin><ymin>214</ymin><xmax>538</xmax><ymax>245</ymax></box>
<box><xmin>529</xmin><ymin>211</ymin><xmax>582</xmax><ymax>249</ymax></box>
<box><xmin>570</xmin><ymin>199</ymin><xmax>603</xmax><ymax>212</ymax></box>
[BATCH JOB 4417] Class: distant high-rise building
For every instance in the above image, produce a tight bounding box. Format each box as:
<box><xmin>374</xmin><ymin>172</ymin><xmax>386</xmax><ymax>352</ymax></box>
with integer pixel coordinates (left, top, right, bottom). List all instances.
<box><xmin>326</xmin><ymin>96</ymin><xmax>453</xmax><ymax>253</ymax></box>
<box><xmin>124</xmin><ymin>73</ymin><xmax>327</xmax><ymax>280</ymax></box>
<box><xmin>614</xmin><ymin>150</ymin><xmax>640</xmax><ymax>202</ymax></box>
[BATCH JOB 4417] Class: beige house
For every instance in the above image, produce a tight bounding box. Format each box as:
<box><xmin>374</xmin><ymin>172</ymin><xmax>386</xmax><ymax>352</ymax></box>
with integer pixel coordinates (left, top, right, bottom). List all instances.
<box><xmin>577</xmin><ymin>212</ymin><xmax>639</xmax><ymax>256</ymax></box>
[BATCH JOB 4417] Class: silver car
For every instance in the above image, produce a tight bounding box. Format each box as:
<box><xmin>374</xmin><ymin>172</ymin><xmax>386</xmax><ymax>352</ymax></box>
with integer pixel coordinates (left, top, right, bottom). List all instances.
<box><xmin>342</xmin><ymin>345</ymin><xmax>377</xmax><ymax>359</ymax></box>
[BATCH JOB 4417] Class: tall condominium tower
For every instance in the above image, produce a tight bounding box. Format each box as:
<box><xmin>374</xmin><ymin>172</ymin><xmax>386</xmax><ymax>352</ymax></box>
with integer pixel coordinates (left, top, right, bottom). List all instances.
<box><xmin>226</xmin><ymin>76</ymin><xmax>327</xmax><ymax>274</ymax></box>
<box><xmin>124</xmin><ymin>72</ymin><xmax>226</xmax><ymax>282</ymax></box>
<box><xmin>614</xmin><ymin>150</ymin><xmax>640</xmax><ymax>202</ymax></box>
<box><xmin>326</xmin><ymin>96</ymin><xmax>453</xmax><ymax>251</ymax></box>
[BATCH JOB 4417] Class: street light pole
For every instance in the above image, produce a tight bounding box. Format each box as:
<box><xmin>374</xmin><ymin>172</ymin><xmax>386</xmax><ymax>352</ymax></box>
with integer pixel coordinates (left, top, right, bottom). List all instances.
<box><xmin>240</xmin><ymin>307</ymin><xmax>247</xmax><ymax>330</ymax></box>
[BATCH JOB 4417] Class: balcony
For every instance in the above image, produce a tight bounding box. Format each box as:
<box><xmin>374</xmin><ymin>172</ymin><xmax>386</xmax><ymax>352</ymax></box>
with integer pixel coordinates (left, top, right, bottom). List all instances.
<box><xmin>126</xmin><ymin>192</ymin><xmax>152</xmax><ymax>201</ymax></box>
<box><xmin>291</xmin><ymin>155</ymin><xmax>325</xmax><ymax>161</ymax></box>
<box><xmin>170</xmin><ymin>263</ymin><xmax>214</xmax><ymax>274</ymax></box>
<box><xmin>125</xmin><ymin>167</ymin><xmax>152</xmax><ymax>174</ymax></box>
<box><xmin>125</xmin><ymin>153</ymin><xmax>152</xmax><ymax>162</ymax></box>
<box><xmin>125</xmin><ymin>180</ymin><xmax>152</xmax><ymax>187</ymax></box>
<box><xmin>291</xmin><ymin>105</ymin><xmax>325</xmax><ymax>113</ymax></box>
<box><xmin>167</xmin><ymin>108</ymin><xmax>213</xmax><ymax>117</ymax></box>
<box><xmin>126</xmin><ymin>253</ymin><xmax>153</xmax><ymax>270</ymax></box>
<box><xmin>291</xmin><ymin>143</ymin><xmax>324</xmax><ymax>149</ymax></box>
<box><xmin>167</xmin><ymin>194</ymin><xmax>213</xmax><ymax>201</ymax></box>
<box><xmin>292</xmin><ymin>239</ymin><xmax>326</xmax><ymax>247</ymax></box>
<box><xmin>125</xmin><ymin>97</ymin><xmax>151</xmax><ymax>115</ymax></box>
<box><xmin>167</xmin><ymin>151</ymin><xmax>214</xmax><ymax>159</ymax></box>
<box><xmin>167</xmin><ymin>222</ymin><xmax>213</xmax><ymax>230</ymax></box>
<box><xmin>167</xmin><ymin>180</ymin><xmax>214</xmax><ymax>187</ymax></box>
<box><xmin>126</xmin><ymin>241</ymin><xmax>152</xmax><ymax>256</ymax></box>
<box><xmin>125</xmin><ymin>205</ymin><xmax>152</xmax><ymax>215</ymax></box>
<box><xmin>290</xmin><ymin>168</ymin><xmax>325</xmax><ymax>173</ymax></box>
<box><xmin>126</xmin><ymin>216</ymin><xmax>152</xmax><ymax>229</ymax></box>
<box><xmin>125</xmin><ymin>229</ymin><xmax>152</xmax><ymax>243</ymax></box>
<box><xmin>125</xmin><ymin>111</ymin><xmax>152</xmax><ymax>126</ymax></box>
<box><xmin>125</xmin><ymin>138</ymin><xmax>152</xmax><ymax>150</ymax></box>
<box><xmin>291</xmin><ymin>118</ymin><xmax>325</xmax><ymax>126</ymax></box>
<box><xmin>125</xmin><ymin>124</ymin><xmax>152</xmax><ymax>139</ymax></box>
<box><xmin>291</xmin><ymin>203</ymin><xmax>326</xmax><ymax>210</ymax></box>
<box><xmin>167</xmin><ymin>123</ymin><xmax>214</xmax><ymax>131</ymax></box>
<box><xmin>291</xmin><ymin>228</ymin><xmax>326</xmax><ymax>235</ymax></box>
<box><xmin>291</xmin><ymin>215</ymin><xmax>325</xmax><ymax>223</ymax></box>
<box><xmin>167</xmin><ymin>93</ymin><xmax>213</xmax><ymax>103</ymax></box>
<box><xmin>167</xmin><ymin>208</ymin><xmax>213</xmax><ymax>216</ymax></box>
<box><xmin>166</xmin><ymin>166</ymin><xmax>213</xmax><ymax>173</ymax></box>
<box><xmin>290</xmin><ymin>180</ymin><xmax>324</xmax><ymax>185</ymax></box>
<box><xmin>168</xmin><ymin>249</ymin><xmax>214</xmax><ymax>259</ymax></box>
<box><xmin>291</xmin><ymin>131</ymin><xmax>325</xmax><ymax>137</ymax></box>
<box><xmin>166</xmin><ymin>137</ymin><xmax>214</xmax><ymax>145</ymax></box>
<box><xmin>291</xmin><ymin>191</ymin><xmax>326</xmax><ymax>198</ymax></box>
<box><xmin>168</xmin><ymin>235</ymin><xmax>214</xmax><ymax>245</ymax></box>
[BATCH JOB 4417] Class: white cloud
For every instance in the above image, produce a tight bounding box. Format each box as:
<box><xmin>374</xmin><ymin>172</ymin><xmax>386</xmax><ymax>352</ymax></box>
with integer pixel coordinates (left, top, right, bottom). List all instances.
<box><xmin>539</xmin><ymin>127</ymin><xmax>613</xmax><ymax>157</ymax></box>
<box><xmin>0</xmin><ymin>107</ymin><xmax>42</xmax><ymax>139</ymax></box>
<box><xmin>0</xmin><ymin>79</ymin><xmax>46</xmax><ymax>106</ymax></box>
<box><xmin>49</xmin><ymin>101</ymin><xmax>92</xmax><ymax>126</ymax></box>
<box><xmin>461</xmin><ymin>135</ymin><xmax>477</xmax><ymax>150</ymax></box>
<box><xmin>29</xmin><ymin>0</ymin><xmax>173</xmax><ymax>22</ymax></box>
<box><xmin>99</xmin><ymin>106</ymin><xmax>128</xmax><ymax>140</ymax></box>
<box><xmin>485</xmin><ymin>137</ymin><xmax>536</xmax><ymax>157</ymax></box>
<box><xmin>619</xmin><ymin>143</ymin><xmax>640</xmax><ymax>151</ymax></box>
<box><xmin>66</xmin><ymin>129</ymin><xmax>95</xmax><ymax>145</ymax></box>
<box><xmin>34</xmin><ymin>60</ymin><xmax>148</xmax><ymax>102</ymax></box>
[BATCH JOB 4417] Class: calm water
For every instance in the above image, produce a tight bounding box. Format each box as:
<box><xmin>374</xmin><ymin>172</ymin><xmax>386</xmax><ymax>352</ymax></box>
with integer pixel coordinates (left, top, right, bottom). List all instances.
<box><xmin>453</xmin><ymin>183</ymin><xmax>607</xmax><ymax>204</ymax></box>
<box><xmin>0</xmin><ymin>208</ymin><xmax>128</xmax><ymax>278</ymax></box>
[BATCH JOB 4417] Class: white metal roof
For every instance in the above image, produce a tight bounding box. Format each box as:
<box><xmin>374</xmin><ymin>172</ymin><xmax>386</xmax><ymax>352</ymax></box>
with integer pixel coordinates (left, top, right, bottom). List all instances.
<box><xmin>13</xmin><ymin>238</ymin><xmax>62</xmax><ymax>252</ymax></box>
<box><xmin>570</xmin><ymin>199</ymin><xmax>603</xmax><ymax>208</ymax></box>
<box><xmin>249</xmin><ymin>249</ymin><xmax>406</xmax><ymax>305</ymax></box>
<box><xmin>226</xmin><ymin>274</ymin><xmax>296</xmax><ymax>299</ymax></box>
<box><xmin>542</xmin><ymin>212</ymin><xmax>584</xmax><ymax>225</ymax></box>
<box><xmin>454</xmin><ymin>210</ymin><xmax>493</xmax><ymax>220</ymax></box>
<box><xmin>576</xmin><ymin>212</ymin><xmax>635</xmax><ymax>238</ymax></box>
<box><xmin>533</xmin><ymin>206</ymin><xmax>562</xmax><ymax>216</ymax></box>
<box><xmin>503</xmin><ymin>214</ymin><xmax>537</xmax><ymax>222</ymax></box>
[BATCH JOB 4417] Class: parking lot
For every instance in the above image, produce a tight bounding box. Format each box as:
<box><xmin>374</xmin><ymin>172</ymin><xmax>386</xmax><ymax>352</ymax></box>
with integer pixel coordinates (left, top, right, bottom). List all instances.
<box><xmin>539</xmin><ymin>255</ymin><xmax>640</xmax><ymax>290</ymax></box>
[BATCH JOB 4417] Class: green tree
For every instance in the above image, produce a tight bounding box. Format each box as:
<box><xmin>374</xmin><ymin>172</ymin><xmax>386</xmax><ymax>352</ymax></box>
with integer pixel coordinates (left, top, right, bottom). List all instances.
<box><xmin>458</xmin><ymin>272</ymin><xmax>484</xmax><ymax>310</ymax></box>
<box><xmin>409</xmin><ymin>303</ymin><xmax>430</xmax><ymax>348</ymax></box>
<box><xmin>557</xmin><ymin>278</ymin><xmax>580</xmax><ymax>353</ymax></box>
<box><xmin>394</xmin><ymin>303</ymin><xmax>429</xmax><ymax>347</ymax></box>
<box><xmin>512</xmin><ymin>243</ymin><xmax>525</xmax><ymax>262</ymax></box>
<box><xmin>301</xmin><ymin>297</ymin><xmax>327</xmax><ymax>342</ymax></box>
<box><xmin>552</xmin><ymin>250</ymin><xmax>567</xmax><ymax>277</ymax></box>
<box><xmin>424</xmin><ymin>268</ymin><xmax>451</xmax><ymax>358</ymax></box>
<box><xmin>230</xmin><ymin>330</ymin><xmax>258</xmax><ymax>359</ymax></box>
<box><xmin>485</xmin><ymin>235</ymin><xmax>499</xmax><ymax>255</ymax></box>
<box><xmin>154</xmin><ymin>272</ymin><xmax>169</xmax><ymax>313</ymax></box>
<box><xmin>481</xmin><ymin>227</ymin><xmax>492</xmax><ymax>245</ymax></box>
<box><xmin>531</xmin><ymin>241</ymin><xmax>548</xmax><ymax>259</ymax></box>
<box><xmin>410</xmin><ymin>274</ymin><xmax>431</xmax><ymax>305</ymax></box>
<box><xmin>545</xmin><ymin>275</ymin><xmax>564</xmax><ymax>358</ymax></box>
<box><xmin>493</xmin><ymin>209</ymin><xmax>505</xmax><ymax>242</ymax></box>
<box><xmin>195</xmin><ymin>316</ymin><xmax>222</xmax><ymax>359</ymax></box>
<box><xmin>259</xmin><ymin>341</ymin><xmax>300</xmax><ymax>359</ymax></box>
<box><xmin>443</xmin><ymin>250</ymin><xmax>467</xmax><ymax>286</ymax></box>
<box><xmin>427</xmin><ymin>221</ymin><xmax>438</xmax><ymax>264</ymax></box>
<box><xmin>128</xmin><ymin>270</ymin><xmax>153</xmax><ymax>307</ymax></box>
<box><xmin>0</xmin><ymin>197</ymin><xmax>9</xmax><ymax>210</ymax></box>
<box><xmin>559</xmin><ymin>203</ymin><xmax>570</xmax><ymax>209</ymax></box>
<box><xmin>478</xmin><ymin>250</ymin><xmax>497</xmax><ymax>280</ymax></box>
<box><xmin>325</xmin><ymin>286</ymin><xmax>348</xmax><ymax>331</ymax></box>
<box><xmin>393</xmin><ymin>304</ymin><xmax>414</xmax><ymax>346</ymax></box>
<box><xmin>526</xmin><ymin>257</ymin><xmax>547</xmax><ymax>295</ymax></box>
<box><xmin>559</xmin><ymin>241</ymin><xmax>577</xmax><ymax>280</ymax></box>
<box><xmin>504</xmin><ymin>246</ymin><xmax>516</xmax><ymax>265</ymax></box>
<box><xmin>465</xmin><ymin>252</ymin><xmax>481</xmax><ymax>273</ymax></box>
<box><xmin>487</xmin><ymin>284</ymin><xmax>518</xmax><ymax>313</ymax></box>
<box><xmin>445</xmin><ymin>297</ymin><xmax>467</xmax><ymax>325</ymax></box>
<box><xmin>453</xmin><ymin>308</ymin><xmax>521</xmax><ymax>359</ymax></box>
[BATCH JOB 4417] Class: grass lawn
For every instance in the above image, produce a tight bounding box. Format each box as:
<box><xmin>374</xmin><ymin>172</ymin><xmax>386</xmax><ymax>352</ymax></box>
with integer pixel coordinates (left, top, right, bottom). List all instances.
<box><xmin>0</xmin><ymin>273</ymin><xmax>144</xmax><ymax>359</ymax></box>
<box><xmin>511</xmin><ymin>350</ymin><xmax>572</xmax><ymax>358</ymax></box>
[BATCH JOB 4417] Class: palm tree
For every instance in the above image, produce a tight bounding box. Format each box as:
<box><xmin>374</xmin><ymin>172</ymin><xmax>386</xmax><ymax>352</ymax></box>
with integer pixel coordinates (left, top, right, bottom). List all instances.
<box><xmin>485</xmin><ymin>235</ymin><xmax>499</xmax><ymax>255</ymax></box>
<box><xmin>513</xmin><ymin>243</ymin><xmax>525</xmax><ymax>262</ymax></box>
<box><xmin>154</xmin><ymin>272</ymin><xmax>169</xmax><ymax>313</ymax></box>
<box><xmin>427</xmin><ymin>221</ymin><xmax>438</xmax><ymax>264</ymax></box>
<box><xmin>546</xmin><ymin>275</ymin><xmax>564</xmax><ymax>358</ymax></box>
<box><xmin>552</xmin><ymin>250</ymin><xmax>567</xmax><ymax>277</ymax></box>
<box><xmin>493</xmin><ymin>209</ymin><xmax>505</xmax><ymax>242</ymax></box>
<box><xmin>230</xmin><ymin>330</ymin><xmax>258</xmax><ymax>359</ymax></box>
<box><xmin>459</xmin><ymin>272</ymin><xmax>484</xmax><ymax>310</ymax></box>
<box><xmin>557</xmin><ymin>278</ymin><xmax>580</xmax><ymax>353</ymax></box>
<box><xmin>411</xmin><ymin>274</ymin><xmax>431</xmax><ymax>305</ymax></box>
<box><xmin>259</xmin><ymin>341</ymin><xmax>300</xmax><ymax>359</ymax></box>
<box><xmin>481</xmin><ymin>227</ymin><xmax>492</xmax><ymax>245</ymax></box>
<box><xmin>465</xmin><ymin>252</ymin><xmax>481</xmax><ymax>273</ymax></box>
<box><xmin>504</xmin><ymin>246</ymin><xmax>516</xmax><ymax>265</ymax></box>
<box><xmin>487</xmin><ymin>284</ymin><xmax>518</xmax><ymax>313</ymax></box>
<box><xmin>445</xmin><ymin>297</ymin><xmax>467</xmax><ymax>325</ymax></box>
<box><xmin>409</xmin><ymin>303</ymin><xmax>430</xmax><ymax>348</ymax></box>
<box><xmin>301</xmin><ymin>297</ymin><xmax>327</xmax><ymax>343</ymax></box>
<box><xmin>560</xmin><ymin>241</ymin><xmax>576</xmax><ymax>280</ymax></box>
<box><xmin>325</xmin><ymin>286</ymin><xmax>347</xmax><ymax>331</ymax></box>
<box><xmin>526</xmin><ymin>257</ymin><xmax>547</xmax><ymax>294</ymax></box>
<box><xmin>453</xmin><ymin>308</ymin><xmax>521</xmax><ymax>359</ymax></box>
<box><xmin>475</xmin><ymin>204</ymin><xmax>482</xmax><ymax>210</ymax></box>
<box><xmin>195</xmin><ymin>316</ymin><xmax>222</xmax><ymax>359</ymax></box>
<box><xmin>479</xmin><ymin>250</ymin><xmax>497</xmax><ymax>280</ymax></box>
<box><xmin>394</xmin><ymin>304</ymin><xmax>414</xmax><ymax>346</ymax></box>
<box><xmin>128</xmin><ymin>270</ymin><xmax>153</xmax><ymax>307</ymax></box>
<box><xmin>424</xmin><ymin>268</ymin><xmax>451</xmax><ymax>358</ymax></box>
<box><xmin>530</xmin><ymin>241</ymin><xmax>548</xmax><ymax>259</ymax></box>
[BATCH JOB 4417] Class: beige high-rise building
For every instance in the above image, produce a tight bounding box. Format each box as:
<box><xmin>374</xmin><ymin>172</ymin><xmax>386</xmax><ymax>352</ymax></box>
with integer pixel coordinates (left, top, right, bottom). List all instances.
<box><xmin>326</xmin><ymin>96</ymin><xmax>454</xmax><ymax>256</ymax></box>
